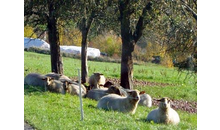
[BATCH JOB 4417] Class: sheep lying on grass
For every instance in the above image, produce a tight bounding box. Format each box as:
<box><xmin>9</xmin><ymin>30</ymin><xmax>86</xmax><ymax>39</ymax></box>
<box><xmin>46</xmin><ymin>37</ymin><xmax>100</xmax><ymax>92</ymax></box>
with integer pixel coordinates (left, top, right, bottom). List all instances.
<box><xmin>138</xmin><ymin>91</ymin><xmax>152</xmax><ymax>107</ymax></box>
<box><xmin>24</xmin><ymin>73</ymin><xmax>67</xmax><ymax>94</ymax></box>
<box><xmin>24</xmin><ymin>73</ymin><xmax>53</xmax><ymax>89</ymax></box>
<box><xmin>89</xmin><ymin>73</ymin><xmax>106</xmax><ymax>89</ymax></box>
<box><xmin>86</xmin><ymin>86</ymin><xmax>122</xmax><ymax>101</ymax></box>
<box><xmin>119</xmin><ymin>89</ymin><xmax>152</xmax><ymax>107</ymax></box>
<box><xmin>46</xmin><ymin>80</ymin><xmax>68</xmax><ymax>94</ymax></box>
<box><xmin>97</xmin><ymin>90</ymin><xmax>140</xmax><ymax>114</ymax></box>
<box><xmin>66</xmin><ymin>82</ymin><xmax>87</xmax><ymax>97</ymax></box>
<box><xmin>146</xmin><ymin>97</ymin><xmax>180</xmax><ymax>125</ymax></box>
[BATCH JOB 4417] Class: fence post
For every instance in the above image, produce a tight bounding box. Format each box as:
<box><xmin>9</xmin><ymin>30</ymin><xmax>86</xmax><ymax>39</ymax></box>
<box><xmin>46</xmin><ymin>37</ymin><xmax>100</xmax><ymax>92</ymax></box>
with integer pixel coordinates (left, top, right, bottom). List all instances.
<box><xmin>78</xmin><ymin>69</ymin><xmax>84</xmax><ymax>121</ymax></box>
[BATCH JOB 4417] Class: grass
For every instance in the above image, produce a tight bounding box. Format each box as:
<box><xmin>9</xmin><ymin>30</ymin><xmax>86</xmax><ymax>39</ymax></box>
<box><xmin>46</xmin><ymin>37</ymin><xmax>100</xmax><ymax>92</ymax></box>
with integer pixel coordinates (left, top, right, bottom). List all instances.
<box><xmin>24</xmin><ymin>51</ymin><xmax>197</xmax><ymax>129</ymax></box>
<box><xmin>24</xmin><ymin>85</ymin><xmax>197</xmax><ymax>130</ymax></box>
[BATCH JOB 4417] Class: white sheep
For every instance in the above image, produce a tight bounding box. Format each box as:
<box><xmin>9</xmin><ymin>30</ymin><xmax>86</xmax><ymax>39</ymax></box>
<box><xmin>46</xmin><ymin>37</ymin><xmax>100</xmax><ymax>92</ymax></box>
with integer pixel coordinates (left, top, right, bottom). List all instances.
<box><xmin>146</xmin><ymin>97</ymin><xmax>180</xmax><ymax>125</ymax></box>
<box><xmin>97</xmin><ymin>90</ymin><xmax>140</xmax><ymax>114</ymax></box>
<box><xmin>66</xmin><ymin>82</ymin><xmax>87</xmax><ymax>97</ymax></box>
<box><xmin>89</xmin><ymin>73</ymin><xmax>106</xmax><ymax>89</ymax></box>
<box><xmin>86</xmin><ymin>86</ymin><xmax>122</xmax><ymax>101</ymax></box>
<box><xmin>138</xmin><ymin>91</ymin><xmax>152</xmax><ymax>107</ymax></box>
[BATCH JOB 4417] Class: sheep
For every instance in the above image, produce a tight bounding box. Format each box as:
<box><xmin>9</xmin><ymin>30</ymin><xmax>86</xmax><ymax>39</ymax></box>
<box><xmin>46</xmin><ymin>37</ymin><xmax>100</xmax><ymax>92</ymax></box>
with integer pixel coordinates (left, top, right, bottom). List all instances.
<box><xmin>24</xmin><ymin>73</ymin><xmax>67</xmax><ymax>94</ymax></box>
<box><xmin>138</xmin><ymin>91</ymin><xmax>152</xmax><ymax>107</ymax></box>
<box><xmin>46</xmin><ymin>80</ymin><xmax>68</xmax><ymax>94</ymax></box>
<box><xmin>146</xmin><ymin>97</ymin><xmax>180</xmax><ymax>125</ymax></box>
<box><xmin>45</xmin><ymin>72</ymin><xmax>72</xmax><ymax>82</ymax></box>
<box><xmin>65</xmin><ymin>82</ymin><xmax>87</xmax><ymax>97</ymax></box>
<box><xmin>97</xmin><ymin>90</ymin><xmax>140</xmax><ymax>114</ymax></box>
<box><xmin>89</xmin><ymin>73</ymin><xmax>106</xmax><ymax>89</ymax></box>
<box><xmin>86</xmin><ymin>85</ymin><xmax>122</xmax><ymax>101</ymax></box>
<box><xmin>24</xmin><ymin>73</ymin><xmax>53</xmax><ymax>89</ymax></box>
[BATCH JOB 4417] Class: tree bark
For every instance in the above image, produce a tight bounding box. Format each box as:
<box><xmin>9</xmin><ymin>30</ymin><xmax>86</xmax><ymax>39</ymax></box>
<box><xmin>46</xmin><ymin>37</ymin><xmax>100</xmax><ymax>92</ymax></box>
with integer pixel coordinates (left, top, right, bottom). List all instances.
<box><xmin>80</xmin><ymin>12</ymin><xmax>95</xmax><ymax>84</ymax></box>
<box><xmin>120</xmin><ymin>40</ymin><xmax>135</xmax><ymax>89</ymax></box>
<box><xmin>81</xmin><ymin>28</ymin><xmax>89</xmax><ymax>84</ymax></box>
<box><xmin>119</xmin><ymin>4</ymin><xmax>135</xmax><ymax>89</ymax></box>
<box><xmin>47</xmin><ymin>4</ymin><xmax>63</xmax><ymax>74</ymax></box>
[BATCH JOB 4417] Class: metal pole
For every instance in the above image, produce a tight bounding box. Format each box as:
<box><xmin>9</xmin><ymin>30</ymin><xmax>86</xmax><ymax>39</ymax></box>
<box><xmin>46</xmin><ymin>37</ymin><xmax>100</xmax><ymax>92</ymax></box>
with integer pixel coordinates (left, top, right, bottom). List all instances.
<box><xmin>78</xmin><ymin>69</ymin><xmax>84</xmax><ymax>121</ymax></box>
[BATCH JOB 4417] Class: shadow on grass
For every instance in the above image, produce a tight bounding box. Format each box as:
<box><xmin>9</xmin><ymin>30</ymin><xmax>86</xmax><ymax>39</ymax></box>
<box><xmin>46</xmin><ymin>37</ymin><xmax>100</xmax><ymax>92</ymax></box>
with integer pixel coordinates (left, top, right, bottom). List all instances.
<box><xmin>136</xmin><ymin>117</ymin><xmax>148</xmax><ymax>123</ymax></box>
<box><xmin>24</xmin><ymin>84</ymin><xmax>45</xmax><ymax>95</ymax></box>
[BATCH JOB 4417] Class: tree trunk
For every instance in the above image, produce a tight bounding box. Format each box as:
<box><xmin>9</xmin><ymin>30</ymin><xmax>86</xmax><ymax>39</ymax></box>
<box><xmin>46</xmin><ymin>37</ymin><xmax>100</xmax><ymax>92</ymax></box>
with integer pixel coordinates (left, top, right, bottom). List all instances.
<box><xmin>80</xmin><ymin>14</ymin><xmax>94</xmax><ymax>84</ymax></box>
<box><xmin>47</xmin><ymin>6</ymin><xmax>63</xmax><ymax>74</ymax></box>
<box><xmin>120</xmin><ymin>41</ymin><xmax>134</xmax><ymax>89</ymax></box>
<box><xmin>81</xmin><ymin>30</ymin><xmax>88</xmax><ymax>84</ymax></box>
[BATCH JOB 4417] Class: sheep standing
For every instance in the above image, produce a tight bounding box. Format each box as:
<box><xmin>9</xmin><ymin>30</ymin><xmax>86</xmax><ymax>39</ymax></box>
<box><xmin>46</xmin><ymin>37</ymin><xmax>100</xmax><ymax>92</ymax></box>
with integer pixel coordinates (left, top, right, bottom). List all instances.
<box><xmin>89</xmin><ymin>73</ymin><xmax>106</xmax><ymax>89</ymax></box>
<box><xmin>146</xmin><ymin>97</ymin><xmax>180</xmax><ymax>125</ymax></box>
<box><xmin>138</xmin><ymin>91</ymin><xmax>152</xmax><ymax>107</ymax></box>
<box><xmin>97</xmin><ymin>90</ymin><xmax>140</xmax><ymax>114</ymax></box>
<box><xmin>86</xmin><ymin>86</ymin><xmax>122</xmax><ymax>101</ymax></box>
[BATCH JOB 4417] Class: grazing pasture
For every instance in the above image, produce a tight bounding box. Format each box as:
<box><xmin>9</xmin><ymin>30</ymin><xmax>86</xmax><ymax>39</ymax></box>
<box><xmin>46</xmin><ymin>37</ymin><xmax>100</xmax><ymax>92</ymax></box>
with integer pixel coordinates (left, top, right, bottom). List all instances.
<box><xmin>24</xmin><ymin>52</ymin><xmax>197</xmax><ymax>129</ymax></box>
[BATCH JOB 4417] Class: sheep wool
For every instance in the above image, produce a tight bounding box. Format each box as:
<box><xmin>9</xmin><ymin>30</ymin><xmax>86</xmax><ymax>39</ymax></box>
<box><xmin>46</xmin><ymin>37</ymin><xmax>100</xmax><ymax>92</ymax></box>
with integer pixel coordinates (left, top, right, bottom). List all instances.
<box><xmin>66</xmin><ymin>82</ymin><xmax>87</xmax><ymax>97</ymax></box>
<box><xmin>24</xmin><ymin>73</ymin><xmax>52</xmax><ymax>88</ymax></box>
<box><xmin>139</xmin><ymin>93</ymin><xmax>152</xmax><ymax>107</ymax></box>
<box><xmin>89</xmin><ymin>73</ymin><xmax>106</xmax><ymax>89</ymax></box>
<box><xmin>87</xmin><ymin>86</ymin><xmax>122</xmax><ymax>101</ymax></box>
<box><xmin>146</xmin><ymin>97</ymin><xmax>180</xmax><ymax>125</ymax></box>
<box><xmin>97</xmin><ymin>90</ymin><xmax>140</xmax><ymax>114</ymax></box>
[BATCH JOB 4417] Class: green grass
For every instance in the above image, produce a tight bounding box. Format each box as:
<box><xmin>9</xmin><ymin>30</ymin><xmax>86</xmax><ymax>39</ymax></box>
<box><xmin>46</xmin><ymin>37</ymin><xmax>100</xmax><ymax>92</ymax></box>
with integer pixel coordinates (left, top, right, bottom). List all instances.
<box><xmin>24</xmin><ymin>52</ymin><xmax>197</xmax><ymax>129</ymax></box>
<box><xmin>24</xmin><ymin>85</ymin><xmax>197</xmax><ymax>130</ymax></box>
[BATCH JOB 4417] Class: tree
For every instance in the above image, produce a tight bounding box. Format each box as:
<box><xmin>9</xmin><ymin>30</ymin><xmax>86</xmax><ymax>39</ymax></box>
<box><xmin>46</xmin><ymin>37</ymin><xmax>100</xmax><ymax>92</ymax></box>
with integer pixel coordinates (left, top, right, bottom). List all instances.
<box><xmin>118</xmin><ymin>0</ymin><xmax>153</xmax><ymax>89</ymax></box>
<box><xmin>24</xmin><ymin>0</ymin><xmax>75</xmax><ymax>74</ymax></box>
<box><xmin>75</xmin><ymin>0</ymin><xmax>109</xmax><ymax>84</ymax></box>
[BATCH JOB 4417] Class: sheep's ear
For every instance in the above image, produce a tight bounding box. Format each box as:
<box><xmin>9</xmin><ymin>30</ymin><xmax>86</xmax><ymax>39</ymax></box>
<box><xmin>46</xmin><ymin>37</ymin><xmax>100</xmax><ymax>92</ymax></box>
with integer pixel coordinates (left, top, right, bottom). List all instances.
<box><xmin>139</xmin><ymin>91</ymin><xmax>145</xmax><ymax>94</ymax></box>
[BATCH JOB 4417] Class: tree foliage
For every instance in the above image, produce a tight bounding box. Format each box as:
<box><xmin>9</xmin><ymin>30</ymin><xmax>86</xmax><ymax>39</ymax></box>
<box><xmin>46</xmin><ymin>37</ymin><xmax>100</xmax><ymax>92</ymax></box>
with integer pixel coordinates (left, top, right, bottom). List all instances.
<box><xmin>24</xmin><ymin>25</ymin><xmax>37</xmax><ymax>38</ymax></box>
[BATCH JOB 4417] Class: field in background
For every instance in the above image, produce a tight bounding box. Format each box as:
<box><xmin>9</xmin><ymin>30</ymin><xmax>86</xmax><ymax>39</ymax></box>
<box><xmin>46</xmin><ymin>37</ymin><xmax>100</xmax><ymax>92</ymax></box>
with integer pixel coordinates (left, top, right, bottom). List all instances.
<box><xmin>24</xmin><ymin>52</ymin><xmax>197</xmax><ymax>129</ymax></box>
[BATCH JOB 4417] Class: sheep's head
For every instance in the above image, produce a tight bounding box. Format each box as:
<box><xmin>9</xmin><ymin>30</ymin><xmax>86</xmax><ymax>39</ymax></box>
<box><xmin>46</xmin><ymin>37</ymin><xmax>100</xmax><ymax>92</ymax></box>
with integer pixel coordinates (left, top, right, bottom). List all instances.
<box><xmin>104</xmin><ymin>81</ymin><xmax>114</xmax><ymax>88</ymax></box>
<box><xmin>127</xmin><ymin>90</ymin><xmax>140</xmax><ymax>102</ymax></box>
<box><xmin>157</xmin><ymin>97</ymin><xmax>171</xmax><ymax>110</ymax></box>
<box><xmin>42</xmin><ymin>77</ymin><xmax>54</xmax><ymax>85</ymax></box>
<box><xmin>107</xmin><ymin>86</ymin><xmax>122</xmax><ymax>95</ymax></box>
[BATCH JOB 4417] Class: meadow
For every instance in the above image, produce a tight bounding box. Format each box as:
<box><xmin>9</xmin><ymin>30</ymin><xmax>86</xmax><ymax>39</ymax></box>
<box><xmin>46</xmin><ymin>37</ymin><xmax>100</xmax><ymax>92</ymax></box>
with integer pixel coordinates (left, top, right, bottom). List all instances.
<box><xmin>24</xmin><ymin>51</ymin><xmax>197</xmax><ymax>130</ymax></box>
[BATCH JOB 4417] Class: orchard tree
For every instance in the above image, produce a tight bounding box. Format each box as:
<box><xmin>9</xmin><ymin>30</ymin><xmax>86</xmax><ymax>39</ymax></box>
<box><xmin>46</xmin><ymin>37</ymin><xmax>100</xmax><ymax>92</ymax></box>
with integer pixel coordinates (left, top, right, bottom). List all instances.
<box><xmin>118</xmin><ymin>0</ymin><xmax>154</xmax><ymax>89</ymax></box>
<box><xmin>75</xmin><ymin>0</ymin><xmax>109</xmax><ymax>83</ymax></box>
<box><xmin>24</xmin><ymin>0</ymin><xmax>75</xmax><ymax>74</ymax></box>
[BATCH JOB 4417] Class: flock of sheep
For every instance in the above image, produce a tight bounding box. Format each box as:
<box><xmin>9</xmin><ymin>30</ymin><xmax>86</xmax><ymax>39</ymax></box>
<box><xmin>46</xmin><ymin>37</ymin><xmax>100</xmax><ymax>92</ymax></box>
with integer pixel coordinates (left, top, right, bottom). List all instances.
<box><xmin>24</xmin><ymin>72</ymin><xmax>180</xmax><ymax>125</ymax></box>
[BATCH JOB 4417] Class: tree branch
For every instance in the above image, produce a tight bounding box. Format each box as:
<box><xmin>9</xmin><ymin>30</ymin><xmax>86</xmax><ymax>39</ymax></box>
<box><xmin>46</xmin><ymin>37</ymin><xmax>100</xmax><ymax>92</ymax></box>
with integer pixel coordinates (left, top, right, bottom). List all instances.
<box><xmin>134</xmin><ymin>2</ymin><xmax>152</xmax><ymax>43</ymax></box>
<box><xmin>180</xmin><ymin>0</ymin><xmax>197</xmax><ymax>20</ymax></box>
